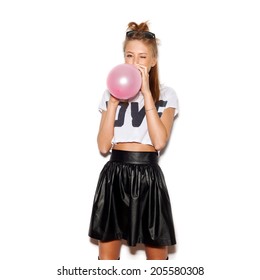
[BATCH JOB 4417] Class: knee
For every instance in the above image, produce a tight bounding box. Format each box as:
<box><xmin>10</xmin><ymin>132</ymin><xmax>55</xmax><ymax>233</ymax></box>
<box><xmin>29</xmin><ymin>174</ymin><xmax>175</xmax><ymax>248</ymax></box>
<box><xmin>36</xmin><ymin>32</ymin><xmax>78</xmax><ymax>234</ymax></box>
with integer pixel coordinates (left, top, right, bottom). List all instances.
<box><xmin>98</xmin><ymin>254</ymin><xmax>120</xmax><ymax>260</ymax></box>
<box><xmin>145</xmin><ymin>245</ymin><xmax>168</xmax><ymax>260</ymax></box>
<box><xmin>98</xmin><ymin>240</ymin><xmax>121</xmax><ymax>260</ymax></box>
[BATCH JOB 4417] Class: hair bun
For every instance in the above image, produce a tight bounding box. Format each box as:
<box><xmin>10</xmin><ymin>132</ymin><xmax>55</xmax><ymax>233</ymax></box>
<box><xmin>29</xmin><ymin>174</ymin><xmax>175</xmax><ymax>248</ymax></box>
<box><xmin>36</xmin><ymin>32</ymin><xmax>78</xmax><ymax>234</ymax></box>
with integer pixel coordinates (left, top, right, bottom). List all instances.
<box><xmin>127</xmin><ymin>21</ymin><xmax>150</xmax><ymax>32</ymax></box>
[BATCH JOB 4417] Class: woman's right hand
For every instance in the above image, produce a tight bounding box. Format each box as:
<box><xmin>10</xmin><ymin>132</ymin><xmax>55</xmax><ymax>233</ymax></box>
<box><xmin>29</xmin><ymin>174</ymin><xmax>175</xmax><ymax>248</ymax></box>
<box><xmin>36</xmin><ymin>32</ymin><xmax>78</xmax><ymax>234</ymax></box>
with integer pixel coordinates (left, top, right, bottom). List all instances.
<box><xmin>109</xmin><ymin>94</ymin><xmax>120</xmax><ymax>106</ymax></box>
<box><xmin>109</xmin><ymin>94</ymin><xmax>129</xmax><ymax>105</ymax></box>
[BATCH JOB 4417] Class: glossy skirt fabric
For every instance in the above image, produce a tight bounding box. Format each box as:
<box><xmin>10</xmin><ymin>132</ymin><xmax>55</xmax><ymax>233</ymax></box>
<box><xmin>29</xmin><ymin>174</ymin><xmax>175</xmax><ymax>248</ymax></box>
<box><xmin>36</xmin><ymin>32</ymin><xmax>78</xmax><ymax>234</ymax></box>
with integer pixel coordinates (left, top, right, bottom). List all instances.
<box><xmin>88</xmin><ymin>150</ymin><xmax>176</xmax><ymax>247</ymax></box>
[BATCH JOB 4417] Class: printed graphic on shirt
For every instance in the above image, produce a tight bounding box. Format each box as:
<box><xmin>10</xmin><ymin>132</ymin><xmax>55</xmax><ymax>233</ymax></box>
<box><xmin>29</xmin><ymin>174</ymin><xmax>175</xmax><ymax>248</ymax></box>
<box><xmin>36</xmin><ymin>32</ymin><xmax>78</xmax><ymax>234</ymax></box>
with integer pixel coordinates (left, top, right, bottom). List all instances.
<box><xmin>108</xmin><ymin>100</ymin><xmax>168</xmax><ymax>128</ymax></box>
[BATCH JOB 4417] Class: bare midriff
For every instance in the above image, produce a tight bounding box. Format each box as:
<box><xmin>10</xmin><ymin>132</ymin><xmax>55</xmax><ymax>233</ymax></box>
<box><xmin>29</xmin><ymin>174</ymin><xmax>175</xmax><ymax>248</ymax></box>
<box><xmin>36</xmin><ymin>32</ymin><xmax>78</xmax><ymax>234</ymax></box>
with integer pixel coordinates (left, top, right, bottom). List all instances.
<box><xmin>113</xmin><ymin>142</ymin><xmax>156</xmax><ymax>152</ymax></box>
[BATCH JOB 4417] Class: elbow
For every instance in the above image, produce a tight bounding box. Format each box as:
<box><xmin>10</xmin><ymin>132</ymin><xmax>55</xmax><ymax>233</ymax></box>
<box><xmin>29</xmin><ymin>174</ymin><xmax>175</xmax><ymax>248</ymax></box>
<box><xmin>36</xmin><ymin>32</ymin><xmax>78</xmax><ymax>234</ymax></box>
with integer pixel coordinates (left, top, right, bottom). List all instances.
<box><xmin>152</xmin><ymin>133</ymin><xmax>169</xmax><ymax>151</ymax></box>
<box><xmin>97</xmin><ymin>134</ymin><xmax>112</xmax><ymax>155</ymax></box>
<box><xmin>151</xmin><ymin>128</ymin><xmax>169</xmax><ymax>151</ymax></box>
<box><xmin>98</xmin><ymin>145</ymin><xmax>111</xmax><ymax>155</ymax></box>
<box><xmin>153</xmin><ymin>140</ymin><xmax>167</xmax><ymax>151</ymax></box>
<box><xmin>98</xmin><ymin>141</ymin><xmax>112</xmax><ymax>155</ymax></box>
<box><xmin>154</xmin><ymin>143</ymin><xmax>166</xmax><ymax>151</ymax></box>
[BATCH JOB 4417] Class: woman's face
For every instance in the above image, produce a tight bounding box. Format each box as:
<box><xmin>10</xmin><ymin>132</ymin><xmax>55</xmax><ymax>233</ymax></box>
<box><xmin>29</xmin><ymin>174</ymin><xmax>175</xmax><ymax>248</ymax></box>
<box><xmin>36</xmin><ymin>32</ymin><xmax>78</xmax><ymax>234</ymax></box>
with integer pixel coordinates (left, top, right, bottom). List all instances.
<box><xmin>124</xmin><ymin>40</ymin><xmax>157</xmax><ymax>72</ymax></box>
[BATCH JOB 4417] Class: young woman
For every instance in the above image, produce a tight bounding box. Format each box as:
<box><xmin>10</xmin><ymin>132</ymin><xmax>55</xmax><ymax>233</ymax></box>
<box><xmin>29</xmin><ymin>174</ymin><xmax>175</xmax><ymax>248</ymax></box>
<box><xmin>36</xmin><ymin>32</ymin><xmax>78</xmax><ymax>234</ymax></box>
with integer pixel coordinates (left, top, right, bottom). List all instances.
<box><xmin>89</xmin><ymin>21</ymin><xmax>179</xmax><ymax>260</ymax></box>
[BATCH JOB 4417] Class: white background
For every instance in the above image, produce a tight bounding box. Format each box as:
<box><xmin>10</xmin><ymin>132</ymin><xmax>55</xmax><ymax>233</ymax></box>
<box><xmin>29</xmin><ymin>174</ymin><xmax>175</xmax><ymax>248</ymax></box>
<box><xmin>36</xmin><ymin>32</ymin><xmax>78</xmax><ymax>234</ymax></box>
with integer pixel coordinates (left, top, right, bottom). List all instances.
<box><xmin>1</xmin><ymin>0</ymin><xmax>260</xmax><ymax>279</ymax></box>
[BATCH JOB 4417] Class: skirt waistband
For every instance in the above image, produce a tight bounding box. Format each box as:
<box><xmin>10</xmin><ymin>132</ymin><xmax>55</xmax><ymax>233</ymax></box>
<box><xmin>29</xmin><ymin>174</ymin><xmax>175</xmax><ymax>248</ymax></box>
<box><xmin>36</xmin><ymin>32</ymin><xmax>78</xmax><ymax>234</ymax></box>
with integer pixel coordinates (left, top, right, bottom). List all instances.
<box><xmin>110</xmin><ymin>150</ymin><xmax>158</xmax><ymax>164</ymax></box>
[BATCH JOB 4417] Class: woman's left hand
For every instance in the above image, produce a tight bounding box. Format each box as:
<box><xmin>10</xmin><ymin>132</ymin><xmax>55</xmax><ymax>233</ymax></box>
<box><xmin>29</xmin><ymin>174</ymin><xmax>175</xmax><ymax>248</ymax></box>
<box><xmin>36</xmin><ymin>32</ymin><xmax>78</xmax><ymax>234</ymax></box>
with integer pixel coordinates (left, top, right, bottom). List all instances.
<box><xmin>135</xmin><ymin>64</ymin><xmax>151</xmax><ymax>95</ymax></box>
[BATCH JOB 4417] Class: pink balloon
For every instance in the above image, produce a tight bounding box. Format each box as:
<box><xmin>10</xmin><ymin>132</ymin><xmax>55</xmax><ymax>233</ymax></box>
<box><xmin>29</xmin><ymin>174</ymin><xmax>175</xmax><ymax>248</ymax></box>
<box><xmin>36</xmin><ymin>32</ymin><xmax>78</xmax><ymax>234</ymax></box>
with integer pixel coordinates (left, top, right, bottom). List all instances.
<box><xmin>106</xmin><ymin>64</ymin><xmax>142</xmax><ymax>99</ymax></box>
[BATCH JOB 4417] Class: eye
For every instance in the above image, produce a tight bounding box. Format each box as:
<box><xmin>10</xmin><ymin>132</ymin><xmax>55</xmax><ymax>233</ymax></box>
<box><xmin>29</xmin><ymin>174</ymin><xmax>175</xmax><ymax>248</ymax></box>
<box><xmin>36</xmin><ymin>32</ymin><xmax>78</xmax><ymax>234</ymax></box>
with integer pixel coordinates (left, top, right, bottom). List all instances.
<box><xmin>140</xmin><ymin>56</ymin><xmax>147</xmax><ymax>59</ymax></box>
<box><xmin>125</xmin><ymin>53</ymin><xmax>133</xmax><ymax>58</ymax></box>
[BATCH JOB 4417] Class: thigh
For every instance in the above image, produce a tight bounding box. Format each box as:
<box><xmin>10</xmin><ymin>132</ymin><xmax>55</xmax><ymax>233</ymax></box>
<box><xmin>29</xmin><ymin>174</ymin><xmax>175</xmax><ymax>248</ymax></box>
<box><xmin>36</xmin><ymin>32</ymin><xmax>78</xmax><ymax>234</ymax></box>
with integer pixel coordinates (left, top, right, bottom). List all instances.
<box><xmin>145</xmin><ymin>245</ymin><xmax>168</xmax><ymax>260</ymax></box>
<box><xmin>99</xmin><ymin>240</ymin><xmax>122</xmax><ymax>260</ymax></box>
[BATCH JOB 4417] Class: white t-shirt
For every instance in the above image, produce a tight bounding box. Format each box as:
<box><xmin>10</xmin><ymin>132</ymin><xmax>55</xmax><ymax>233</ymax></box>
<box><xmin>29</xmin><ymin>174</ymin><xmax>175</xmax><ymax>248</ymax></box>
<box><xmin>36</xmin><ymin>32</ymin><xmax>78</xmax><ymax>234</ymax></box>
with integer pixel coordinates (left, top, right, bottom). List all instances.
<box><xmin>98</xmin><ymin>85</ymin><xmax>179</xmax><ymax>146</ymax></box>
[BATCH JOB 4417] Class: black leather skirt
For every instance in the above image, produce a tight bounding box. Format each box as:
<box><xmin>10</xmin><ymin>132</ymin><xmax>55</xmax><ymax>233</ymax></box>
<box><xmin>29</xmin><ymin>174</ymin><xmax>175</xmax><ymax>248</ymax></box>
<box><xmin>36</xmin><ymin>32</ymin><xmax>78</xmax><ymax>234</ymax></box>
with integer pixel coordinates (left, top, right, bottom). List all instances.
<box><xmin>88</xmin><ymin>150</ymin><xmax>176</xmax><ymax>247</ymax></box>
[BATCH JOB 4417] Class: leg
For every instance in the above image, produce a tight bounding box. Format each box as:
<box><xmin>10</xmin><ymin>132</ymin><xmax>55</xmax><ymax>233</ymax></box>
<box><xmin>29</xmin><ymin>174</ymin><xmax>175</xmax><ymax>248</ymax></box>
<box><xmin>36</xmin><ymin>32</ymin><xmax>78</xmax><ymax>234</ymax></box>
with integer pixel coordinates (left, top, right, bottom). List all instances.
<box><xmin>99</xmin><ymin>240</ymin><xmax>122</xmax><ymax>260</ymax></box>
<box><xmin>145</xmin><ymin>245</ymin><xmax>168</xmax><ymax>260</ymax></box>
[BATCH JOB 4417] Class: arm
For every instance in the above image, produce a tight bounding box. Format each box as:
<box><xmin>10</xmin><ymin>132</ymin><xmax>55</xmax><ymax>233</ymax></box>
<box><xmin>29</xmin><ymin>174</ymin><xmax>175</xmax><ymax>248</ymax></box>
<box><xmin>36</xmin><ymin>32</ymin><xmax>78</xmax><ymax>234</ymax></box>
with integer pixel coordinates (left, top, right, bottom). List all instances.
<box><xmin>97</xmin><ymin>96</ymin><xmax>119</xmax><ymax>155</ymax></box>
<box><xmin>144</xmin><ymin>92</ymin><xmax>175</xmax><ymax>151</ymax></box>
<box><xmin>136</xmin><ymin>64</ymin><xmax>175</xmax><ymax>151</ymax></box>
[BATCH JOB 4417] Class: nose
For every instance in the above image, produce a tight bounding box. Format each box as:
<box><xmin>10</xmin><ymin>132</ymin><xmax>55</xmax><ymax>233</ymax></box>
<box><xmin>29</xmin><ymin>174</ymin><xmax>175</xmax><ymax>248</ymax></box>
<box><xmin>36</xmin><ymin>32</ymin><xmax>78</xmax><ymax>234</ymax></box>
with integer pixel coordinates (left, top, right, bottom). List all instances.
<box><xmin>125</xmin><ymin>55</ymin><xmax>139</xmax><ymax>65</ymax></box>
<box><xmin>133</xmin><ymin>57</ymin><xmax>139</xmax><ymax>64</ymax></box>
<box><xmin>129</xmin><ymin>56</ymin><xmax>139</xmax><ymax>65</ymax></box>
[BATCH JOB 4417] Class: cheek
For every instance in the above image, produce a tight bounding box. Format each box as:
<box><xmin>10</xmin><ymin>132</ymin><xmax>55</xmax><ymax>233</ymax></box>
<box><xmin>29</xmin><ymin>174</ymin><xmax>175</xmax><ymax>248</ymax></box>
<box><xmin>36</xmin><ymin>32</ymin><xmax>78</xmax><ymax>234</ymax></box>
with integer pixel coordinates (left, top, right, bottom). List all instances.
<box><xmin>146</xmin><ymin>61</ymin><xmax>154</xmax><ymax>70</ymax></box>
<box><xmin>151</xmin><ymin>57</ymin><xmax>157</xmax><ymax>67</ymax></box>
<box><xmin>124</xmin><ymin>57</ymin><xmax>133</xmax><ymax>64</ymax></box>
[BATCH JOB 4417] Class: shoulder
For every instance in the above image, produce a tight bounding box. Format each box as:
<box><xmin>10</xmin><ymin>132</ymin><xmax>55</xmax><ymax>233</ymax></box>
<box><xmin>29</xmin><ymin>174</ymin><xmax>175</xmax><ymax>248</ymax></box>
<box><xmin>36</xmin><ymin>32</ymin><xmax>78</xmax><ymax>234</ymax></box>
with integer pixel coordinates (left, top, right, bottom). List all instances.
<box><xmin>100</xmin><ymin>89</ymin><xmax>111</xmax><ymax>104</ymax></box>
<box><xmin>102</xmin><ymin>89</ymin><xmax>110</xmax><ymax>99</ymax></box>
<box><xmin>98</xmin><ymin>89</ymin><xmax>111</xmax><ymax>112</ymax></box>
<box><xmin>159</xmin><ymin>84</ymin><xmax>179</xmax><ymax>116</ymax></box>
<box><xmin>159</xmin><ymin>84</ymin><xmax>178</xmax><ymax>100</ymax></box>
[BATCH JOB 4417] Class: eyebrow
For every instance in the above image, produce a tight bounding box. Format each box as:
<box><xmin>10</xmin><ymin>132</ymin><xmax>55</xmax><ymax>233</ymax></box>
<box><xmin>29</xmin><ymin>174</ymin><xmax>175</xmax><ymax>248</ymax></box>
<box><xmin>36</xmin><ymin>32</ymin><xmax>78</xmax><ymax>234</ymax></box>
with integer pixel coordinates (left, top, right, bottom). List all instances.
<box><xmin>125</xmin><ymin>51</ymin><xmax>148</xmax><ymax>55</ymax></box>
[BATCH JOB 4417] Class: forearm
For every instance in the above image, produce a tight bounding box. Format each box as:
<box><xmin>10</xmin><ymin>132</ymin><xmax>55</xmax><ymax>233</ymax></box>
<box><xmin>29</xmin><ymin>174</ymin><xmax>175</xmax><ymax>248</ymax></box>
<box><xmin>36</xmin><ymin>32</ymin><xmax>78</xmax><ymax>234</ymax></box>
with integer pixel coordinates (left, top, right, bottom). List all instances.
<box><xmin>146</xmin><ymin>111</ymin><xmax>168</xmax><ymax>151</ymax></box>
<box><xmin>144</xmin><ymin>93</ymin><xmax>170</xmax><ymax>151</ymax></box>
<box><xmin>97</xmin><ymin>101</ymin><xmax>118</xmax><ymax>154</ymax></box>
